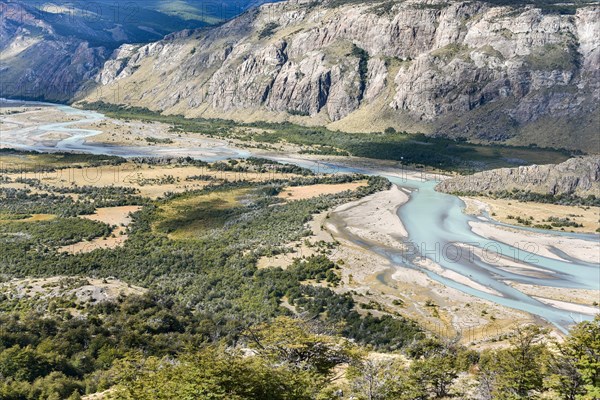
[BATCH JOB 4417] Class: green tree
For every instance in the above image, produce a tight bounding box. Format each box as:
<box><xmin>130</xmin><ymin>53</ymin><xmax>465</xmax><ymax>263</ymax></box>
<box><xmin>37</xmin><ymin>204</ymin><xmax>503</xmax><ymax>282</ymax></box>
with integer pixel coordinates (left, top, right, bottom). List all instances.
<box><xmin>0</xmin><ymin>345</ymin><xmax>51</xmax><ymax>382</ymax></box>
<box><xmin>28</xmin><ymin>372</ymin><xmax>84</xmax><ymax>400</ymax></box>
<box><xmin>408</xmin><ymin>354</ymin><xmax>458</xmax><ymax>398</ymax></box>
<box><xmin>243</xmin><ymin>316</ymin><xmax>357</xmax><ymax>375</ymax></box>
<box><xmin>547</xmin><ymin>316</ymin><xmax>600</xmax><ymax>400</ymax></box>
<box><xmin>479</xmin><ymin>325</ymin><xmax>550</xmax><ymax>399</ymax></box>
<box><xmin>348</xmin><ymin>357</ymin><xmax>408</xmax><ymax>400</ymax></box>
<box><xmin>112</xmin><ymin>347</ymin><xmax>316</xmax><ymax>400</ymax></box>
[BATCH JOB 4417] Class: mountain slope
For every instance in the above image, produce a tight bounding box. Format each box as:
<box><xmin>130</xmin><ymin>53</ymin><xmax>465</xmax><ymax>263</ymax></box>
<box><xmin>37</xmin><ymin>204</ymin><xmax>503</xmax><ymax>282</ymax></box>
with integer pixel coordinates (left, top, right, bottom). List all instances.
<box><xmin>0</xmin><ymin>1</ymin><xmax>109</xmax><ymax>100</ymax></box>
<box><xmin>0</xmin><ymin>0</ymin><xmax>276</xmax><ymax>101</ymax></box>
<box><xmin>82</xmin><ymin>0</ymin><xmax>600</xmax><ymax>151</ymax></box>
<box><xmin>436</xmin><ymin>155</ymin><xmax>600</xmax><ymax>197</ymax></box>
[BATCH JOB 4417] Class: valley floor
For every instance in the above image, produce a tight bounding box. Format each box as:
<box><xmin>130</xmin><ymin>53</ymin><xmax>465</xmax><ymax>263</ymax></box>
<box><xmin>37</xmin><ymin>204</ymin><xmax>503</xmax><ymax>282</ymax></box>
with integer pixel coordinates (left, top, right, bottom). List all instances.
<box><xmin>1</xmin><ymin>101</ymin><xmax>599</xmax><ymax>399</ymax></box>
<box><xmin>1</xmin><ymin>102</ymin><xmax>599</xmax><ymax>339</ymax></box>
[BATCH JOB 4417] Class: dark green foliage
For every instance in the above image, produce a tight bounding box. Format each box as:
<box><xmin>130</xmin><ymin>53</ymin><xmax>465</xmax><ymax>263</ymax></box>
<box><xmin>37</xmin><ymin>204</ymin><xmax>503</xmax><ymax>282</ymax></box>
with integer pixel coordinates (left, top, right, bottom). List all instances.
<box><xmin>351</xmin><ymin>44</ymin><xmax>370</xmax><ymax>101</ymax></box>
<box><xmin>451</xmin><ymin>188</ymin><xmax>600</xmax><ymax>207</ymax></box>
<box><xmin>249</xmin><ymin>157</ymin><xmax>315</xmax><ymax>175</ymax></box>
<box><xmin>287</xmin><ymin>255</ymin><xmax>341</xmax><ymax>284</ymax></box>
<box><xmin>545</xmin><ymin>216</ymin><xmax>583</xmax><ymax>228</ymax></box>
<box><xmin>287</xmin><ymin>109</ymin><xmax>310</xmax><ymax>117</ymax></box>
<box><xmin>0</xmin><ymin>188</ymin><xmax>94</xmax><ymax>217</ymax></box>
<box><xmin>80</xmin><ymin>101</ymin><xmax>574</xmax><ymax>172</ymax></box>
<box><xmin>0</xmin><ymin>217</ymin><xmax>111</xmax><ymax>247</ymax></box>
<box><xmin>144</xmin><ymin>137</ymin><xmax>174</xmax><ymax>144</ymax></box>
<box><xmin>259</xmin><ymin>22</ymin><xmax>280</xmax><ymax>39</ymax></box>
<box><xmin>184</xmin><ymin>174</ymin><xmax>220</xmax><ymax>182</ymax></box>
<box><xmin>209</xmin><ymin>157</ymin><xmax>315</xmax><ymax>175</ymax></box>
<box><xmin>0</xmin><ymin>292</ymin><xmax>233</xmax><ymax>398</ymax></box>
<box><xmin>0</xmin><ymin>346</ymin><xmax>54</xmax><ymax>382</ymax></box>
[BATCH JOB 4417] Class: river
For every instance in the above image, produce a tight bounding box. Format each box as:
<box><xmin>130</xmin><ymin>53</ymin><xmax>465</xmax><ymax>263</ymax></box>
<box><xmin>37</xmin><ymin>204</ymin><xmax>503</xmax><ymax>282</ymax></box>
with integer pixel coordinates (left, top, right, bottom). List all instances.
<box><xmin>1</xmin><ymin>99</ymin><xmax>598</xmax><ymax>332</ymax></box>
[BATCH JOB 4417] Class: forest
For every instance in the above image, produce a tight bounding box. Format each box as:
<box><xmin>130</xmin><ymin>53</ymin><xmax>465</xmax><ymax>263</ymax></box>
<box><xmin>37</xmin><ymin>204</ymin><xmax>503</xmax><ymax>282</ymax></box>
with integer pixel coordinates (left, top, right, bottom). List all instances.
<box><xmin>0</xmin><ymin>290</ymin><xmax>598</xmax><ymax>399</ymax></box>
<box><xmin>0</xmin><ymin>153</ymin><xmax>598</xmax><ymax>399</ymax></box>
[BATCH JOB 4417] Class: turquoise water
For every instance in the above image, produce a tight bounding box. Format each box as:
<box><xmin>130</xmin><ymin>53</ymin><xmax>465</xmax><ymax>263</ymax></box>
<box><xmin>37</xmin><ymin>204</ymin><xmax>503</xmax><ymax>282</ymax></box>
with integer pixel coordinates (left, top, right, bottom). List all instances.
<box><xmin>2</xmin><ymin>100</ymin><xmax>598</xmax><ymax>330</ymax></box>
<box><xmin>268</xmin><ymin>160</ymin><xmax>600</xmax><ymax>331</ymax></box>
<box><xmin>0</xmin><ymin>99</ymin><xmax>250</xmax><ymax>160</ymax></box>
<box><xmin>391</xmin><ymin>178</ymin><xmax>598</xmax><ymax>331</ymax></box>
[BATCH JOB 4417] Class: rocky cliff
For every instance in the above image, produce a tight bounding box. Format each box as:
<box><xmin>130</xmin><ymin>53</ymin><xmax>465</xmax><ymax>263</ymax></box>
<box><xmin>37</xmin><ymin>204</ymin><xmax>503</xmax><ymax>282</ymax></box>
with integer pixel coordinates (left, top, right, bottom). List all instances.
<box><xmin>0</xmin><ymin>0</ymin><xmax>265</xmax><ymax>101</ymax></box>
<box><xmin>436</xmin><ymin>156</ymin><xmax>600</xmax><ymax>197</ymax></box>
<box><xmin>0</xmin><ymin>1</ymin><xmax>108</xmax><ymax>101</ymax></box>
<box><xmin>82</xmin><ymin>0</ymin><xmax>600</xmax><ymax>151</ymax></box>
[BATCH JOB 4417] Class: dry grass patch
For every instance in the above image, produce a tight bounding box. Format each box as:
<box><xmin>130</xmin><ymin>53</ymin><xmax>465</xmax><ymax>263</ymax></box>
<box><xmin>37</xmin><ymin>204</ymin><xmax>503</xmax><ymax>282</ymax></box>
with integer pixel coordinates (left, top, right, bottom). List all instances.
<box><xmin>278</xmin><ymin>181</ymin><xmax>368</xmax><ymax>201</ymax></box>
<box><xmin>463</xmin><ymin>197</ymin><xmax>600</xmax><ymax>233</ymax></box>
<box><xmin>59</xmin><ymin>206</ymin><xmax>141</xmax><ymax>254</ymax></box>
<box><xmin>0</xmin><ymin>213</ymin><xmax>56</xmax><ymax>222</ymax></box>
<box><xmin>3</xmin><ymin>162</ymin><xmax>303</xmax><ymax>199</ymax></box>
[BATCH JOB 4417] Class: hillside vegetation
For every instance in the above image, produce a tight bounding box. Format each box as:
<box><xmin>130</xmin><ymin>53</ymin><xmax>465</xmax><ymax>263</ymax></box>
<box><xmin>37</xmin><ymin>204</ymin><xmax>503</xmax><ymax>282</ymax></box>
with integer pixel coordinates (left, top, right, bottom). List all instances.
<box><xmin>0</xmin><ymin>152</ymin><xmax>598</xmax><ymax>399</ymax></box>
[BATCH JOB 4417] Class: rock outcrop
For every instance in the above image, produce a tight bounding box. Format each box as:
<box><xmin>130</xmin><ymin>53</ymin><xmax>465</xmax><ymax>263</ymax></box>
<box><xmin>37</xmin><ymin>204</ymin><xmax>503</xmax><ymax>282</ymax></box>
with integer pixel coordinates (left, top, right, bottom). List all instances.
<box><xmin>83</xmin><ymin>0</ymin><xmax>600</xmax><ymax>150</ymax></box>
<box><xmin>436</xmin><ymin>156</ymin><xmax>600</xmax><ymax>197</ymax></box>
<box><xmin>0</xmin><ymin>0</ymin><xmax>265</xmax><ymax>101</ymax></box>
<box><xmin>0</xmin><ymin>1</ymin><xmax>108</xmax><ymax>101</ymax></box>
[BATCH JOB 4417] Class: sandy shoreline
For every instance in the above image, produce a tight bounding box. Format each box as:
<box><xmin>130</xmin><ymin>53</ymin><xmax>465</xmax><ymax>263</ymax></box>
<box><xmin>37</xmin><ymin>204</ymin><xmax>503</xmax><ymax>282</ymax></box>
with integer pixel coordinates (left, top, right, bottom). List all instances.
<box><xmin>533</xmin><ymin>297</ymin><xmax>598</xmax><ymax>315</ymax></box>
<box><xmin>469</xmin><ymin>221</ymin><xmax>600</xmax><ymax>265</ymax></box>
<box><xmin>330</xmin><ymin>184</ymin><xmax>409</xmax><ymax>246</ymax></box>
<box><xmin>322</xmin><ymin>185</ymin><xmax>542</xmax><ymax>344</ymax></box>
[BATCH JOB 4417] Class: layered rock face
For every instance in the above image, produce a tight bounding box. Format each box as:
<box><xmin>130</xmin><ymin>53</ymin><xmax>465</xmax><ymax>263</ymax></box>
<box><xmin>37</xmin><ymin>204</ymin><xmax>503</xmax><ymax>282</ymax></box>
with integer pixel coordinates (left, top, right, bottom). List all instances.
<box><xmin>84</xmin><ymin>0</ymin><xmax>600</xmax><ymax>150</ymax></box>
<box><xmin>436</xmin><ymin>156</ymin><xmax>600</xmax><ymax>197</ymax></box>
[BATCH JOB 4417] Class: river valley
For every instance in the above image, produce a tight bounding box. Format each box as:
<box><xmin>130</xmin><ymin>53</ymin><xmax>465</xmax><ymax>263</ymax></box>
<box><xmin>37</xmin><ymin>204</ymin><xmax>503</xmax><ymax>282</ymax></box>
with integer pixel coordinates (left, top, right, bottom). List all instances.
<box><xmin>1</xmin><ymin>98</ymin><xmax>598</xmax><ymax>335</ymax></box>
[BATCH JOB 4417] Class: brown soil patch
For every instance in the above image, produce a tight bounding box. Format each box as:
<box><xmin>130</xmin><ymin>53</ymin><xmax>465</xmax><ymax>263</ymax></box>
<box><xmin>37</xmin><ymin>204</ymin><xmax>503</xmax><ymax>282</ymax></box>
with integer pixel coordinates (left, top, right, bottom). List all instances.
<box><xmin>4</xmin><ymin>163</ymin><xmax>305</xmax><ymax>199</ymax></box>
<box><xmin>60</xmin><ymin>206</ymin><xmax>141</xmax><ymax>254</ymax></box>
<box><xmin>81</xmin><ymin>205</ymin><xmax>141</xmax><ymax>226</ymax></box>
<box><xmin>463</xmin><ymin>197</ymin><xmax>600</xmax><ymax>234</ymax></box>
<box><xmin>278</xmin><ymin>181</ymin><xmax>367</xmax><ymax>201</ymax></box>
